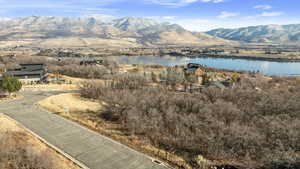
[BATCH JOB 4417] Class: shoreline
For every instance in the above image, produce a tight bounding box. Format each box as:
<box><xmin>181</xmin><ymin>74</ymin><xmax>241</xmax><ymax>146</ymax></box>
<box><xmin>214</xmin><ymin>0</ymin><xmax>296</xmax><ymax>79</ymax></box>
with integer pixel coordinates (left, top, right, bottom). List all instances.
<box><xmin>111</xmin><ymin>56</ymin><xmax>300</xmax><ymax>76</ymax></box>
<box><xmin>119</xmin><ymin>53</ymin><xmax>300</xmax><ymax>62</ymax></box>
<box><xmin>187</xmin><ymin>54</ymin><xmax>300</xmax><ymax>63</ymax></box>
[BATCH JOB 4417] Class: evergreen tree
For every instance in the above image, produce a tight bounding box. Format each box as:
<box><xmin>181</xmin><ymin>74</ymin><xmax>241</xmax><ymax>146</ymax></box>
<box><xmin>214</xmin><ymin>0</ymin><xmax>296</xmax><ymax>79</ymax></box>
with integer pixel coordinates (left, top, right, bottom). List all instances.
<box><xmin>0</xmin><ymin>76</ymin><xmax>22</xmax><ymax>95</ymax></box>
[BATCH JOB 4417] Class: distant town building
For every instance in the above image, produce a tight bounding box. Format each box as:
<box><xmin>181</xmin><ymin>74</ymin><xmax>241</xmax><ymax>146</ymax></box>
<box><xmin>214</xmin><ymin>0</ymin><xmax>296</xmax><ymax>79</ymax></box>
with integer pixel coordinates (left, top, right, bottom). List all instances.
<box><xmin>265</xmin><ymin>49</ymin><xmax>282</xmax><ymax>54</ymax></box>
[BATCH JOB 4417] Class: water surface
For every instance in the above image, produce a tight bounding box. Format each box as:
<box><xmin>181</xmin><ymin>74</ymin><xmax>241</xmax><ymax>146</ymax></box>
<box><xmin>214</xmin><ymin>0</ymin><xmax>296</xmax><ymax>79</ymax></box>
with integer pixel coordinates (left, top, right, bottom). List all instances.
<box><xmin>108</xmin><ymin>55</ymin><xmax>300</xmax><ymax>76</ymax></box>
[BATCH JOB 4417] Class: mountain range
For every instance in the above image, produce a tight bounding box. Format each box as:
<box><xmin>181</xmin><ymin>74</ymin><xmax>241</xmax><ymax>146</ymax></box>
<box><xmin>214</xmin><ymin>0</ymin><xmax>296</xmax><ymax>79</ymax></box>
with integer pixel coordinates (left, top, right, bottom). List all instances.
<box><xmin>1</xmin><ymin>16</ymin><xmax>300</xmax><ymax>48</ymax></box>
<box><xmin>206</xmin><ymin>24</ymin><xmax>300</xmax><ymax>44</ymax></box>
<box><xmin>0</xmin><ymin>16</ymin><xmax>232</xmax><ymax>48</ymax></box>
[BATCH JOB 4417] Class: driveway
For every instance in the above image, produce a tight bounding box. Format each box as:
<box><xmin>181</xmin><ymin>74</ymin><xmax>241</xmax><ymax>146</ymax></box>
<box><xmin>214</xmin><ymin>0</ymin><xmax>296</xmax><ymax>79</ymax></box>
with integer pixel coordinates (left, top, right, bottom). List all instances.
<box><xmin>0</xmin><ymin>91</ymin><xmax>169</xmax><ymax>169</ymax></box>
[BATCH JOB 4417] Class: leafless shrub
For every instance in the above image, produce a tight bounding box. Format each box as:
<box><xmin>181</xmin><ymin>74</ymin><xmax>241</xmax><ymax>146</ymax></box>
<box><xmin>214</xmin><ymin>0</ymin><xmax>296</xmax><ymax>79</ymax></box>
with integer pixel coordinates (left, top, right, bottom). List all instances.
<box><xmin>159</xmin><ymin>67</ymin><xmax>186</xmax><ymax>86</ymax></box>
<box><xmin>17</xmin><ymin>56</ymin><xmax>49</xmax><ymax>64</ymax></box>
<box><xmin>0</xmin><ymin>131</ymin><xmax>58</xmax><ymax>169</ymax></box>
<box><xmin>0</xmin><ymin>56</ymin><xmax>19</xmax><ymax>70</ymax></box>
<box><xmin>80</xmin><ymin>76</ymin><xmax>300</xmax><ymax>169</ymax></box>
<box><xmin>48</xmin><ymin>64</ymin><xmax>109</xmax><ymax>79</ymax></box>
<box><xmin>109</xmin><ymin>74</ymin><xmax>150</xmax><ymax>90</ymax></box>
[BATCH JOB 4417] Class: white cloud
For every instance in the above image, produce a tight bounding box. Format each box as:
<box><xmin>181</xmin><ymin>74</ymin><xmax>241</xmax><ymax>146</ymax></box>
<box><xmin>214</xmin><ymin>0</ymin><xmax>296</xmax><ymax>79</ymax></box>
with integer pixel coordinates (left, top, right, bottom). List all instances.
<box><xmin>145</xmin><ymin>0</ymin><xmax>224</xmax><ymax>7</ymax></box>
<box><xmin>245</xmin><ymin>11</ymin><xmax>284</xmax><ymax>19</ymax></box>
<box><xmin>162</xmin><ymin>16</ymin><xmax>177</xmax><ymax>19</ymax></box>
<box><xmin>201</xmin><ymin>0</ymin><xmax>224</xmax><ymax>3</ymax></box>
<box><xmin>261</xmin><ymin>12</ymin><xmax>283</xmax><ymax>17</ymax></box>
<box><xmin>254</xmin><ymin>5</ymin><xmax>272</xmax><ymax>10</ymax></box>
<box><xmin>217</xmin><ymin>11</ymin><xmax>239</xmax><ymax>19</ymax></box>
<box><xmin>244</xmin><ymin>15</ymin><xmax>258</xmax><ymax>20</ymax></box>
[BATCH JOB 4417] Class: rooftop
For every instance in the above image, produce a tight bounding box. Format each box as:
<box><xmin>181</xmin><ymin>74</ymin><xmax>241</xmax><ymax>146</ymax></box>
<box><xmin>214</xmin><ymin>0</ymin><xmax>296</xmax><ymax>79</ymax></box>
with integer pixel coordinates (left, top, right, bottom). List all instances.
<box><xmin>5</xmin><ymin>70</ymin><xmax>44</xmax><ymax>76</ymax></box>
<box><xmin>20</xmin><ymin>63</ymin><xmax>45</xmax><ymax>66</ymax></box>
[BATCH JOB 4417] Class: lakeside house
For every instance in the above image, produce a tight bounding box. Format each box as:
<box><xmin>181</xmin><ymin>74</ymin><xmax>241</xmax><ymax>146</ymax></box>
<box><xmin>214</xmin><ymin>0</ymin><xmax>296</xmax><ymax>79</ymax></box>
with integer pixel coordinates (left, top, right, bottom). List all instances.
<box><xmin>80</xmin><ymin>59</ymin><xmax>104</xmax><ymax>66</ymax></box>
<box><xmin>0</xmin><ymin>63</ymin><xmax>46</xmax><ymax>84</ymax></box>
<box><xmin>187</xmin><ymin>63</ymin><xmax>206</xmax><ymax>70</ymax></box>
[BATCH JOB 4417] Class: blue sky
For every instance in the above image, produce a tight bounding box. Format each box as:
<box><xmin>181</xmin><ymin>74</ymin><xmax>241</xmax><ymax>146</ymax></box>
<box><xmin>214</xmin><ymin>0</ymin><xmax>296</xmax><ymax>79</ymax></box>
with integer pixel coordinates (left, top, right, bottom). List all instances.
<box><xmin>0</xmin><ymin>0</ymin><xmax>299</xmax><ymax>31</ymax></box>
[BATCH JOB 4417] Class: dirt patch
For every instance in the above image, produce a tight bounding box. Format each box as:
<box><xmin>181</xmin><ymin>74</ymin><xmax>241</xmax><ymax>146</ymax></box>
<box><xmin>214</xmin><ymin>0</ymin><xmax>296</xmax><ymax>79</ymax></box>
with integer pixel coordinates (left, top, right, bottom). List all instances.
<box><xmin>0</xmin><ymin>114</ymin><xmax>81</xmax><ymax>169</ymax></box>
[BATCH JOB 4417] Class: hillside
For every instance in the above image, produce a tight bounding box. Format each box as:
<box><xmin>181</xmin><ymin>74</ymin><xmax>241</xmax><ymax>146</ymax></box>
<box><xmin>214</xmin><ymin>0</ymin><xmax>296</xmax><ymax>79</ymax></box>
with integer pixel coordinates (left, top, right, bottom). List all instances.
<box><xmin>0</xmin><ymin>16</ymin><xmax>233</xmax><ymax>48</ymax></box>
<box><xmin>206</xmin><ymin>24</ymin><xmax>300</xmax><ymax>44</ymax></box>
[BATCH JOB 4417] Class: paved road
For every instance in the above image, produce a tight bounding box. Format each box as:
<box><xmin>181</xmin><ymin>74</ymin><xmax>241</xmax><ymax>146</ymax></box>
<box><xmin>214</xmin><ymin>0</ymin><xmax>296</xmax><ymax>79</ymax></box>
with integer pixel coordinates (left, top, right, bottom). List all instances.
<box><xmin>0</xmin><ymin>91</ymin><xmax>169</xmax><ymax>169</ymax></box>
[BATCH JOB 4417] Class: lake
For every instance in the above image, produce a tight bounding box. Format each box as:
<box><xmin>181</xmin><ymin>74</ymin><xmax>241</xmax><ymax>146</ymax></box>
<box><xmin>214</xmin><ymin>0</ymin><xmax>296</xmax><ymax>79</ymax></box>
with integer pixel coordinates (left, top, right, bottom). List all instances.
<box><xmin>108</xmin><ymin>55</ymin><xmax>300</xmax><ymax>76</ymax></box>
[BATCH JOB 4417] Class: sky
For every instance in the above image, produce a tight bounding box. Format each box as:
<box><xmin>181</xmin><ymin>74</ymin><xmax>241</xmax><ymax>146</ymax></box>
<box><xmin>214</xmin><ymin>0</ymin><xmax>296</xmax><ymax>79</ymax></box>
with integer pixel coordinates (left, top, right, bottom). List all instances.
<box><xmin>0</xmin><ymin>0</ymin><xmax>299</xmax><ymax>31</ymax></box>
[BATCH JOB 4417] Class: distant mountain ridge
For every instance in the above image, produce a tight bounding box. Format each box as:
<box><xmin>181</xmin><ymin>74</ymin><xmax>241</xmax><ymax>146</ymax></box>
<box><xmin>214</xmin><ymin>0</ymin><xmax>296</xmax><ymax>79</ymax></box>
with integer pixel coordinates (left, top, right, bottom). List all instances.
<box><xmin>0</xmin><ymin>16</ymin><xmax>232</xmax><ymax>48</ymax></box>
<box><xmin>206</xmin><ymin>24</ymin><xmax>300</xmax><ymax>44</ymax></box>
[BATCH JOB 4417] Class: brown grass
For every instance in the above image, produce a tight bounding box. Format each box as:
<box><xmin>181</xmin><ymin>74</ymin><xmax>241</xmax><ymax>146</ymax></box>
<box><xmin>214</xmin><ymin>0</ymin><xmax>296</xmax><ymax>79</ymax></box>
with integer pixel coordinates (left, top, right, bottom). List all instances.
<box><xmin>0</xmin><ymin>114</ymin><xmax>81</xmax><ymax>169</ymax></box>
<box><xmin>38</xmin><ymin>93</ymin><xmax>102</xmax><ymax>113</ymax></box>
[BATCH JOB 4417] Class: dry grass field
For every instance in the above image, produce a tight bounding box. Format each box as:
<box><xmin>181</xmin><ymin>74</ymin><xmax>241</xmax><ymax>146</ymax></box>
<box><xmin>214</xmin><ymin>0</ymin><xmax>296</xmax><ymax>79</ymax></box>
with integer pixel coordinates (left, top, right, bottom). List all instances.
<box><xmin>38</xmin><ymin>93</ymin><xmax>102</xmax><ymax>113</ymax></box>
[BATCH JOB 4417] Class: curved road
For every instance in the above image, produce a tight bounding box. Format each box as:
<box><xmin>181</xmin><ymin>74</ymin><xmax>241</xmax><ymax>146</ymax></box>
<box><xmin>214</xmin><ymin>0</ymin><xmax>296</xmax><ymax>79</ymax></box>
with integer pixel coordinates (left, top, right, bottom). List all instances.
<box><xmin>0</xmin><ymin>91</ymin><xmax>170</xmax><ymax>169</ymax></box>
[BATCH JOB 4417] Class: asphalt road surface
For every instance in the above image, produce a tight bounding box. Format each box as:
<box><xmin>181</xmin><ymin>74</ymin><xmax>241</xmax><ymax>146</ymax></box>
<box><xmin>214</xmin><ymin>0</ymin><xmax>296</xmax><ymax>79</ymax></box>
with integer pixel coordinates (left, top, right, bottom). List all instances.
<box><xmin>0</xmin><ymin>91</ymin><xmax>170</xmax><ymax>169</ymax></box>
